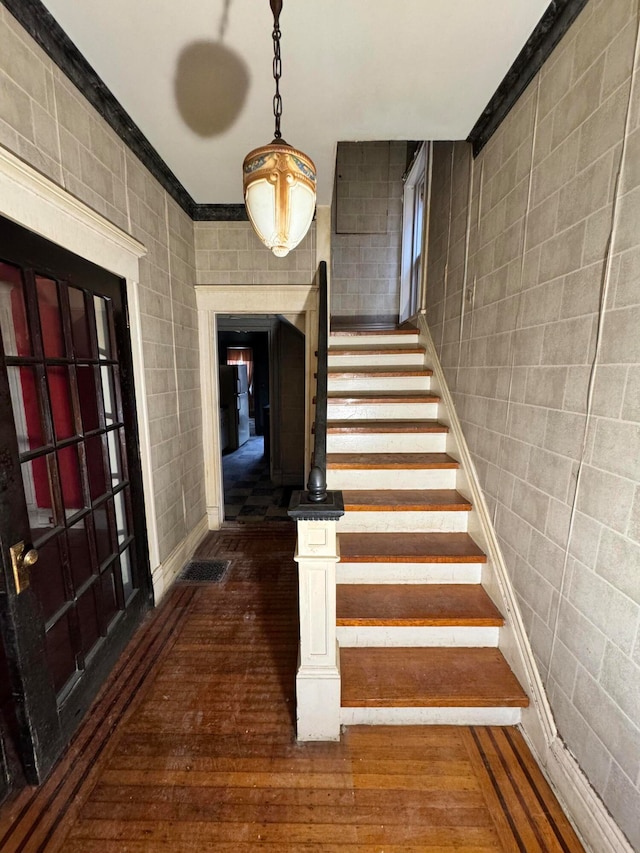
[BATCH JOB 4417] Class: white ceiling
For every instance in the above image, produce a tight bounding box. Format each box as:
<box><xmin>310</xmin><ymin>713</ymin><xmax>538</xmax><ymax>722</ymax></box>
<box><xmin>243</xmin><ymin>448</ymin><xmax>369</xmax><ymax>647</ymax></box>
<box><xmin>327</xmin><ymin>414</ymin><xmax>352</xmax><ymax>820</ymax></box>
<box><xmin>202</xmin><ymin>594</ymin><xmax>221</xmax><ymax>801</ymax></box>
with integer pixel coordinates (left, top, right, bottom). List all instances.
<box><xmin>40</xmin><ymin>0</ymin><xmax>550</xmax><ymax>206</ymax></box>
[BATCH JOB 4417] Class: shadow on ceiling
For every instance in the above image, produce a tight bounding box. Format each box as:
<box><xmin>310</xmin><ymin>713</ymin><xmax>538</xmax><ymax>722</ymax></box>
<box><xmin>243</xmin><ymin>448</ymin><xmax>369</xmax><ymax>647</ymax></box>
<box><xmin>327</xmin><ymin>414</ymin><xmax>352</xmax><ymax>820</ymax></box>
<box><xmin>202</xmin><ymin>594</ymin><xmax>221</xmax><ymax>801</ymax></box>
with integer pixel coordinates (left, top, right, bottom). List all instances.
<box><xmin>174</xmin><ymin>39</ymin><xmax>250</xmax><ymax>137</ymax></box>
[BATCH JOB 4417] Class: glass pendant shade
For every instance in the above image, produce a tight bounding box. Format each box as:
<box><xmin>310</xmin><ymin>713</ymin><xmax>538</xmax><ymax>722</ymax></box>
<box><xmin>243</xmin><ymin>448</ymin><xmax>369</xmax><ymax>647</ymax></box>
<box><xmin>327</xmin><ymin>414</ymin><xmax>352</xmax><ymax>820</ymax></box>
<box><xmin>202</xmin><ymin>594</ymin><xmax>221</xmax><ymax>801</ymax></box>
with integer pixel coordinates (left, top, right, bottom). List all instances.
<box><xmin>243</xmin><ymin>141</ymin><xmax>316</xmax><ymax>257</ymax></box>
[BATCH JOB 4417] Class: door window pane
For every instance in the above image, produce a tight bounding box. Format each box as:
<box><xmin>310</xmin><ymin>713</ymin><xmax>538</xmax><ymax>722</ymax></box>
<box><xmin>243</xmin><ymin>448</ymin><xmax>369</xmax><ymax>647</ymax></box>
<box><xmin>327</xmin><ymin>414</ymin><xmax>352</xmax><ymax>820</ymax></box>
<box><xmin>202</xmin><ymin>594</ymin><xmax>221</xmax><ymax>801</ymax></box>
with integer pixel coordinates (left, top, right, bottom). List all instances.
<box><xmin>113</xmin><ymin>490</ymin><xmax>128</xmax><ymax>545</ymax></box>
<box><xmin>100</xmin><ymin>568</ymin><xmax>118</xmax><ymax>625</ymax></box>
<box><xmin>93</xmin><ymin>501</ymin><xmax>113</xmax><ymax>566</ymax></box>
<box><xmin>119</xmin><ymin>547</ymin><xmax>133</xmax><ymax>600</ymax></box>
<box><xmin>45</xmin><ymin>613</ymin><xmax>77</xmax><ymax>694</ymax></box>
<box><xmin>58</xmin><ymin>445</ymin><xmax>85</xmax><ymax>517</ymax></box>
<box><xmin>0</xmin><ymin>262</ymin><xmax>31</xmax><ymax>356</ymax></box>
<box><xmin>76</xmin><ymin>366</ymin><xmax>99</xmax><ymax>433</ymax></box>
<box><xmin>30</xmin><ymin>537</ymin><xmax>67</xmax><ymax>622</ymax></box>
<box><xmin>94</xmin><ymin>296</ymin><xmax>112</xmax><ymax>359</ymax></box>
<box><xmin>100</xmin><ymin>366</ymin><xmax>117</xmax><ymax>426</ymax></box>
<box><xmin>47</xmin><ymin>366</ymin><xmax>76</xmax><ymax>441</ymax></box>
<box><xmin>21</xmin><ymin>456</ymin><xmax>55</xmax><ymax>539</ymax></box>
<box><xmin>76</xmin><ymin>587</ymin><xmax>101</xmax><ymax>656</ymax></box>
<box><xmin>37</xmin><ymin>277</ymin><xmax>65</xmax><ymax>358</ymax></box>
<box><xmin>68</xmin><ymin>287</ymin><xmax>92</xmax><ymax>359</ymax></box>
<box><xmin>85</xmin><ymin>436</ymin><xmax>107</xmax><ymax>501</ymax></box>
<box><xmin>7</xmin><ymin>366</ymin><xmax>44</xmax><ymax>452</ymax></box>
<box><xmin>67</xmin><ymin>519</ymin><xmax>94</xmax><ymax>590</ymax></box>
<box><xmin>106</xmin><ymin>429</ymin><xmax>124</xmax><ymax>486</ymax></box>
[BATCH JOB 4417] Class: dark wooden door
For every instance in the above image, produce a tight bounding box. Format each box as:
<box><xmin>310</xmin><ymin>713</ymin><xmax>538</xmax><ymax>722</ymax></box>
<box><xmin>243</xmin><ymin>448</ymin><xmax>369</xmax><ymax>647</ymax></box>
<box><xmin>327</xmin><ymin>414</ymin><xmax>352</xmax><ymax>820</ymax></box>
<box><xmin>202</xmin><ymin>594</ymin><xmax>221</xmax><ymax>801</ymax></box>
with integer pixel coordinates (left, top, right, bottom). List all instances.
<box><xmin>0</xmin><ymin>216</ymin><xmax>152</xmax><ymax>796</ymax></box>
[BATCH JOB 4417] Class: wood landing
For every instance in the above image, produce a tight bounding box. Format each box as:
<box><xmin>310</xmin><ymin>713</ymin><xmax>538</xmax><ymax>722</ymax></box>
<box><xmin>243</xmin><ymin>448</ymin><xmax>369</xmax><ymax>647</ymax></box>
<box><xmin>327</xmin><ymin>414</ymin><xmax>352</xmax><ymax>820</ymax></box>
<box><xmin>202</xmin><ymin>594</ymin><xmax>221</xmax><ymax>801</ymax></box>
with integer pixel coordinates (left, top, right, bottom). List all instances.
<box><xmin>0</xmin><ymin>526</ymin><xmax>585</xmax><ymax>852</ymax></box>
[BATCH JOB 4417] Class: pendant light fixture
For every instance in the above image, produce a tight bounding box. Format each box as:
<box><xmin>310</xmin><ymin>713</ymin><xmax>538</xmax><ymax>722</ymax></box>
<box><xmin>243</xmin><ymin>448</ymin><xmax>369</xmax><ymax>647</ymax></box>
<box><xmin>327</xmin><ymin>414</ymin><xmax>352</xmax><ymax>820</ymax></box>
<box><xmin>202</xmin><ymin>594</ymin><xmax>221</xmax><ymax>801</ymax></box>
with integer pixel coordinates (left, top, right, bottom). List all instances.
<box><xmin>243</xmin><ymin>0</ymin><xmax>316</xmax><ymax>257</ymax></box>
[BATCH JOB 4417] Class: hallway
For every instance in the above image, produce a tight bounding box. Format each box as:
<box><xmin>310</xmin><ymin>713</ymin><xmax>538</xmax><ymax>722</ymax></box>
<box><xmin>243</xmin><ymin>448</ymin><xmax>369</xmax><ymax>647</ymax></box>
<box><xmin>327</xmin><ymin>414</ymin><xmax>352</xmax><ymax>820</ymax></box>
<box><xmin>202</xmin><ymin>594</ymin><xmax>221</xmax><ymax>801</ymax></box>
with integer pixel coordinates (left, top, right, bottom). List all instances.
<box><xmin>0</xmin><ymin>525</ymin><xmax>584</xmax><ymax>852</ymax></box>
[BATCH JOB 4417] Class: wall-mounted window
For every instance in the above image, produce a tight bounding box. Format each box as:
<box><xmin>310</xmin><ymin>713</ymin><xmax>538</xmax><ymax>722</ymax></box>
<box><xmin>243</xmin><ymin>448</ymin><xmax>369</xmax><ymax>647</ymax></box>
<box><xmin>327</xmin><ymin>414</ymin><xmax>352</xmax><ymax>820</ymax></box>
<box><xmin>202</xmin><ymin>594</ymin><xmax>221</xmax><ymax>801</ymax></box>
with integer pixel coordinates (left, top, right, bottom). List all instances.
<box><xmin>399</xmin><ymin>143</ymin><xmax>429</xmax><ymax>323</ymax></box>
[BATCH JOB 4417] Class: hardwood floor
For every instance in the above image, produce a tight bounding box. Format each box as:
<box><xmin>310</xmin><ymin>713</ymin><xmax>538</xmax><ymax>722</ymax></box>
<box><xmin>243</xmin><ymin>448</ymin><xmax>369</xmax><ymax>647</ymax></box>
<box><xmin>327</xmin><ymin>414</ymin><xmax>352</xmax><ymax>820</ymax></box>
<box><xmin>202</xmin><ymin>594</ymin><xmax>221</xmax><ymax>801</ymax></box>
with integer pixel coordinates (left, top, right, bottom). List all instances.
<box><xmin>0</xmin><ymin>524</ymin><xmax>585</xmax><ymax>852</ymax></box>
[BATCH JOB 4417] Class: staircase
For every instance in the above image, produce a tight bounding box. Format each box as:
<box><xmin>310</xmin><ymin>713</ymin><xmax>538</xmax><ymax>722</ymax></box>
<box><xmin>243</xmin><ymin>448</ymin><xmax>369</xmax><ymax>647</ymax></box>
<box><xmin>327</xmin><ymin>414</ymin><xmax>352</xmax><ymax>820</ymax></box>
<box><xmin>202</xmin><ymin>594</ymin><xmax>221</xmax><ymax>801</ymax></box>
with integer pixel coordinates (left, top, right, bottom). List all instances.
<box><xmin>325</xmin><ymin>326</ymin><xmax>529</xmax><ymax>726</ymax></box>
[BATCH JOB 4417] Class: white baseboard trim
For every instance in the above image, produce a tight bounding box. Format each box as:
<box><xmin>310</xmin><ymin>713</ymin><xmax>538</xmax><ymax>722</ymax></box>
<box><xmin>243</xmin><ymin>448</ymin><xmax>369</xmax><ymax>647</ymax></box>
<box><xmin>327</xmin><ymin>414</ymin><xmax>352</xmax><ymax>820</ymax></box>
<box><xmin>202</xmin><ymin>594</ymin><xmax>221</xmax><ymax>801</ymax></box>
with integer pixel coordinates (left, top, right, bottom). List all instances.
<box><xmin>527</xmin><ymin>733</ymin><xmax>635</xmax><ymax>853</ymax></box>
<box><xmin>418</xmin><ymin>316</ymin><xmax>631</xmax><ymax>853</ymax></box>
<box><xmin>151</xmin><ymin>515</ymin><xmax>209</xmax><ymax>602</ymax></box>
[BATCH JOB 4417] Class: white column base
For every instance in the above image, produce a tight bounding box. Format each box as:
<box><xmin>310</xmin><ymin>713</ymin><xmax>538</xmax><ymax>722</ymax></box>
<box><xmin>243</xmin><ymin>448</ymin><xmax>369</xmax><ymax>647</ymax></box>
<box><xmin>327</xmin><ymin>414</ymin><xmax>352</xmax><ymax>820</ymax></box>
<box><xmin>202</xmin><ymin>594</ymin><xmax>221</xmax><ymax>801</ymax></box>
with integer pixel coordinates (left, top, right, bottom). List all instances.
<box><xmin>296</xmin><ymin>657</ymin><xmax>341</xmax><ymax>741</ymax></box>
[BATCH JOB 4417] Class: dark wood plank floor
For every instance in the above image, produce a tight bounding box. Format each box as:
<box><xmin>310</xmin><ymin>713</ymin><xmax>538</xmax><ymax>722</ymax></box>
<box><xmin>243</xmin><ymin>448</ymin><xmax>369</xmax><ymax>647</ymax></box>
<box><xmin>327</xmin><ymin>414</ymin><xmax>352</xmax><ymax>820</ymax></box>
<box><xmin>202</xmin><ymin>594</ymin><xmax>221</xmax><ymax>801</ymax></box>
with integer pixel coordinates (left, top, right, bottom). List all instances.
<box><xmin>0</xmin><ymin>524</ymin><xmax>585</xmax><ymax>852</ymax></box>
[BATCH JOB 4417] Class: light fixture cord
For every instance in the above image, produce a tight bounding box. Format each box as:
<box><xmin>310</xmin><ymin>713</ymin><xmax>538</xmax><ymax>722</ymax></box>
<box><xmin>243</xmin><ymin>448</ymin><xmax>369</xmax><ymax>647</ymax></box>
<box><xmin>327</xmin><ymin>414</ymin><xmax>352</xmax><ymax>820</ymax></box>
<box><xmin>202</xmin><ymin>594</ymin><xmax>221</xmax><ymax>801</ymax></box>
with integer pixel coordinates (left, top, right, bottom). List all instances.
<box><xmin>271</xmin><ymin>0</ymin><xmax>283</xmax><ymax>139</ymax></box>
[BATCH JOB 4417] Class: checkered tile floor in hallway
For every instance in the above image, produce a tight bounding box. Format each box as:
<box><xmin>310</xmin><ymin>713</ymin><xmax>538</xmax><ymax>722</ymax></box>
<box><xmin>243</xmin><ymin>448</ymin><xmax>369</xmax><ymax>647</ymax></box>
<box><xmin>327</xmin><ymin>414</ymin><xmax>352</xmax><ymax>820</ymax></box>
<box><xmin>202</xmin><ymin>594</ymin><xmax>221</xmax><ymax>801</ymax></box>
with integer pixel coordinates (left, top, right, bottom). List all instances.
<box><xmin>222</xmin><ymin>435</ymin><xmax>299</xmax><ymax>523</ymax></box>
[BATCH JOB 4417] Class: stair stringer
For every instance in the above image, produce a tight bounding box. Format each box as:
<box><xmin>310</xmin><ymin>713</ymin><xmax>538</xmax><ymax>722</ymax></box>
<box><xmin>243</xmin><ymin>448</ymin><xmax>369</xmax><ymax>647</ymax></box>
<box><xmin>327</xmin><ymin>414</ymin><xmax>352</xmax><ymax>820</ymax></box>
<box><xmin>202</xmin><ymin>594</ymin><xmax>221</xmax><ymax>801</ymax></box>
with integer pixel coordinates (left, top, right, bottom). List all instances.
<box><xmin>418</xmin><ymin>316</ymin><xmax>633</xmax><ymax>853</ymax></box>
<box><xmin>416</xmin><ymin>318</ymin><xmax>552</xmax><ymax>752</ymax></box>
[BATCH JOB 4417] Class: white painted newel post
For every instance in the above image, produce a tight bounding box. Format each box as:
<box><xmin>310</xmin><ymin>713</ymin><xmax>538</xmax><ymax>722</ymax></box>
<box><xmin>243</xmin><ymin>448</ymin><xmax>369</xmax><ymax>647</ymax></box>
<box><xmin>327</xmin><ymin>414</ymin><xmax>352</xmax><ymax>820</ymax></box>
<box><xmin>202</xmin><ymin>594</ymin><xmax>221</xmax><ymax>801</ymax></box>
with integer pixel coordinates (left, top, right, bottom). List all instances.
<box><xmin>289</xmin><ymin>493</ymin><xmax>344</xmax><ymax>741</ymax></box>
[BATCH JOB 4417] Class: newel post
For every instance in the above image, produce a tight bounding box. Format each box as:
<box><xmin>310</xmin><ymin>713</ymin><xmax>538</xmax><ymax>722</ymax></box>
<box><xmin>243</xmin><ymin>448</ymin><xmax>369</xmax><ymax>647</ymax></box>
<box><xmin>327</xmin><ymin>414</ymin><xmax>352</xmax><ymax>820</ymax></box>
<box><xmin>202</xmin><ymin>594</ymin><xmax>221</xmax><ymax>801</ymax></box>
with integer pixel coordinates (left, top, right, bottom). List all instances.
<box><xmin>288</xmin><ymin>490</ymin><xmax>344</xmax><ymax>741</ymax></box>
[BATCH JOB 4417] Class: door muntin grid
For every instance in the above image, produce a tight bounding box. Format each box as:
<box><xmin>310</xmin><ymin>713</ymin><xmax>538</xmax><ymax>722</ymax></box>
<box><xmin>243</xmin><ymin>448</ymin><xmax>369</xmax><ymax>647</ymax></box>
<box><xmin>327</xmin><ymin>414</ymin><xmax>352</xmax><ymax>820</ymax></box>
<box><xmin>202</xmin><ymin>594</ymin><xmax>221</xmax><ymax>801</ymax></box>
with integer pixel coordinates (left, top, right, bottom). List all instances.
<box><xmin>1</xmin><ymin>260</ymin><xmax>138</xmax><ymax>702</ymax></box>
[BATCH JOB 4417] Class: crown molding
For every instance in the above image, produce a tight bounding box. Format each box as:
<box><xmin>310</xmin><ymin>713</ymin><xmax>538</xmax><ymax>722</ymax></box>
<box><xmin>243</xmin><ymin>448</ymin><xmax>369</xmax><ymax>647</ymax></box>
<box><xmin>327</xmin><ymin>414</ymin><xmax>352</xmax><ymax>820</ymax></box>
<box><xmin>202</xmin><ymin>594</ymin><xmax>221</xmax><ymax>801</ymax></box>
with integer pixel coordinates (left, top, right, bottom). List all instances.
<box><xmin>467</xmin><ymin>0</ymin><xmax>590</xmax><ymax>155</ymax></box>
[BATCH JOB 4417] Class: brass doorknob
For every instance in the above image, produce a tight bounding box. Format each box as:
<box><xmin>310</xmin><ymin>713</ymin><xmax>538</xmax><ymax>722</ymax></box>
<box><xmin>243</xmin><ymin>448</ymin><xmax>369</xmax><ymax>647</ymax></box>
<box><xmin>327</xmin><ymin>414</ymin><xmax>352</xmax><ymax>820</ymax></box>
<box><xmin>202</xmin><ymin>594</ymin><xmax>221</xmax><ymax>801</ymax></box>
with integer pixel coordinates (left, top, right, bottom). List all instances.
<box><xmin>22</xmin><ymin>548</ymin><xmax>39</xmax><ymax>568</ymax></box>
<box><xmin>9</xmin><ymin>541</ymin><xmax>38</xmax><ymax>594</ymax></box>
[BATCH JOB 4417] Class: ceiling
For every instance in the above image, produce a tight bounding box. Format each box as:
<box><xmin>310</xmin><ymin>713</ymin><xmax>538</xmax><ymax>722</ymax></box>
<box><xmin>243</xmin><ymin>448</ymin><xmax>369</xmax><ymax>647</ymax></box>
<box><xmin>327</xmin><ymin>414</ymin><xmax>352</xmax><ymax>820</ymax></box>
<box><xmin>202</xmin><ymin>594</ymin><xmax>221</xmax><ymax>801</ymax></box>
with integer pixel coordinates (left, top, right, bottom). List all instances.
<box><xmin>40</xmin><ymin>0</ymin><xmax>551</xmax><ymax>206</ymax></box>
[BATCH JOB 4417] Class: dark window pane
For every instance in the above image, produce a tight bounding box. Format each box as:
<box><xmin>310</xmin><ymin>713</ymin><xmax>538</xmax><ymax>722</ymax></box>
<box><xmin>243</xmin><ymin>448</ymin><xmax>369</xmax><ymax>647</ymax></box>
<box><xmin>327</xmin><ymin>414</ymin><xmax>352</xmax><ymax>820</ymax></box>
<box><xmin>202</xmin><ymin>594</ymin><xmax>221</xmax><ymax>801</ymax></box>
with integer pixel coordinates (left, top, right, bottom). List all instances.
<box><xmin>94</xmin><ymin>296</ymin><xmax>112</xmax><ymax>360</ymax></box>
<box><xmin>76</xmin><ymin>366</ymin><xmax>99</xmax><ymax>433</ymax></box>
<box><xmin>113</xmin><ymin>489</ymin><xmax>128</xmax><ymax>545</ymax></box>
<box><xmin>36</xmin><ymin>277</ymin><xmax>65</xmax><ymax>358</ymax></box>
<box><xmin>85</xmin><ymin>436</ymin><xmax>106</xmax><ymax>501</ymax></box>
<box><xmin>68</xmin><ymin>287</ymin><xmax>92</xmax><ymax>359</ymax></box>
<box><xmin>106</xmin><ymin>429</ymin><xmax>123</xmax><ymax>486</ymax></box>
<box><xmin>47</xmin><ymin>366</ymin><xmax>76</xmax><ymax>441</ymax></box>
<box><xmin>67</xmin><ymin>519</ymin><xmax>93</xmax><ymax>589</ymax></box>
<box><xmin>7</xmin><ymin>366</ymin><xmax>44</xmax><ymax>452</ymax></box>
<box><xmin>119</xmin><ymin>547</ymin><xmax>134</xmax><ymax>600</ymax></box>
<box><xmin>93</xmin><ymin>501</ymin><xmax>113</xmax><ymax>566</ymax></box>
<box><xmin>58</xmin><ymin>445</ymin><xmax>85</xmax><ymax>517</ymax></box>
<box><xmin>100</xmin><ymin>568</ymin><xmax>118</xmax><ymax>625</ymax></box>
<box><xmin>21</xmin><ymin>456</ymin><xmax>56</xmax><ymax>540</ymax></box>
<box><xmin>76</xmin><ymin>587</ymin><xmax>101</xmax><ymax>656</ymax></box>
<box><xmin>30</xmin><ymin>536</ymin><xmax>68</xmax><ymax>622</ymax></box>
<box><xmin>0</xmin><ymin>261</ymin><xmax>31</xmax><ymax>356</ymax></box>
<box><xmin>45</xmin><ymin>613</ymin><xmax>77</xmax><ymax>695</ymax></box>
<box><xmin>100</xmin><ymin>366</ymin><xmax>117</xmax><ymax>426</ymax></box>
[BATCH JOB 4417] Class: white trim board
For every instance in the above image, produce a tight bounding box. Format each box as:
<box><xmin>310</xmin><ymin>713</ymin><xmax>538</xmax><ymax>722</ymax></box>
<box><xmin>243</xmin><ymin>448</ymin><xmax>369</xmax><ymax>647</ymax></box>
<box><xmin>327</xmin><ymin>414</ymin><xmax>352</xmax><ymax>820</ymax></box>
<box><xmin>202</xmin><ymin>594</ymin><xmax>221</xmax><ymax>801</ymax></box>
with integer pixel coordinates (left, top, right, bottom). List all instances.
<box><xmin>195</xmin><ymin>283</ymin><xmax>318</xmax><ymax>529</ymax></box>
<box><xmin>418</xmin><ymin>315</ymin><xmax>634</xmax><ymax>853</ymax></box>
<box><xmin>0</xmin><ymin>145</ymin><xmax>161</xmax><ymax>585</ymax></box>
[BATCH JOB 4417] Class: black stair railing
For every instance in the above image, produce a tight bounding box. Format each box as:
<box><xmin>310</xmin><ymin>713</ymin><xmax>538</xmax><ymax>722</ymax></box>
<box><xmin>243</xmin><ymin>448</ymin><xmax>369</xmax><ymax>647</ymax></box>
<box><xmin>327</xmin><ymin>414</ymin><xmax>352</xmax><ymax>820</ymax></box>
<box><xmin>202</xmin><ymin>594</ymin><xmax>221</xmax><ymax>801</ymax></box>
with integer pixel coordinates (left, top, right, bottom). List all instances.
<box><xmin>288</xmin><ymin>261</ymin><xmax>344</xmax><ymax>521</ymax></box>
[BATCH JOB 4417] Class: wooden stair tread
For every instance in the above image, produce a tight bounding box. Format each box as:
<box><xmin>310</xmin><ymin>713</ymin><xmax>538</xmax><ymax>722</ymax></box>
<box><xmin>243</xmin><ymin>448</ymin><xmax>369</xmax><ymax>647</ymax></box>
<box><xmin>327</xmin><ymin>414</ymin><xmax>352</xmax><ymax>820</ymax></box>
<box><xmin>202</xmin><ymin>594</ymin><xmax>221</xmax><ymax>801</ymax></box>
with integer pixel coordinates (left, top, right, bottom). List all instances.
<box><xmin>337</xmin><ymin>585</ymin><xmax>504</xmax><ymax>626</ymax></box>
<box><xmin>328</xmin><ymin>391</ymin><xmax>439</xmax><ymax>403</ymax></box>
<box><xmin>340</xmin><ymin>647</ymin><xmax>529</xmax><ymax>708</ymax></box>
<box><xmin>328</xmin><ymin>366</ymin><xmax>432</xmax><ymax>377</ymax></box>
<box><xmin>342</xmin><ymin>489</ymin><xmax>472</xmax><ymax>512</ymax></box>
<box><xmin>338</xmin><ymin>532</ymin><xmax>487</xmax><ymax>563</ymax></box>
<box><xmin>330</xmin><ymin>327</ymin><xmax>418</xmax><ymax>336</ymax></box>
<box><xmin>327</xmin><ymin>452</ymin><xmax>459</xmax><ymax>470</ymax></box>
<box><xmin>329</xmin><ymin>345</ymin><xmax>425</xmax><ymax>356</ymax></box>
<box><xmin>327</xmin><ymin>419</ymin><xmax>448</xmax><ymax>434</ymax></box>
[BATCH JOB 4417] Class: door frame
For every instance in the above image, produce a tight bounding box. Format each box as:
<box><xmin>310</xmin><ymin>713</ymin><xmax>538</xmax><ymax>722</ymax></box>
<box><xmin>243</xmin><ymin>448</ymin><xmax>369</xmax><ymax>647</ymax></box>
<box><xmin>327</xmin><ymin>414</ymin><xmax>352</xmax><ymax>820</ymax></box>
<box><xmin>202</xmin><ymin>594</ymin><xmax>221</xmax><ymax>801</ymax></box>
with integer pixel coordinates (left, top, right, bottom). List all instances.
<box><xmin>195</xmin><ymin>285</ymin><xmax>317</xmax><ymax>529</ymax></box>
<box><xmin>0</xmin><ymin>147</ymin><xmax>159</xmax><ymax>576</ymax></box>
<box><xmin>0</xmin><ymin>148</ymin><xmax>156</xmax><ymax>784</ymax></box>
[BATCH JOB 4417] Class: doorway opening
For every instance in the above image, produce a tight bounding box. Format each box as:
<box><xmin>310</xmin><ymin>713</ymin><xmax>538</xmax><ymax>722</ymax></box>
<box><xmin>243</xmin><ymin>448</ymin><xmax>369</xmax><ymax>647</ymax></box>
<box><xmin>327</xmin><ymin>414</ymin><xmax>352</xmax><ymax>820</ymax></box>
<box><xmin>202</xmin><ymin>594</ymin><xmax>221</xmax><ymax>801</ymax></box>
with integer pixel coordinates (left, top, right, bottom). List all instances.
<box><xmin>217</xmin><ymin>315</ymin><xmax>305</xmax><ymax>523</ymax></box>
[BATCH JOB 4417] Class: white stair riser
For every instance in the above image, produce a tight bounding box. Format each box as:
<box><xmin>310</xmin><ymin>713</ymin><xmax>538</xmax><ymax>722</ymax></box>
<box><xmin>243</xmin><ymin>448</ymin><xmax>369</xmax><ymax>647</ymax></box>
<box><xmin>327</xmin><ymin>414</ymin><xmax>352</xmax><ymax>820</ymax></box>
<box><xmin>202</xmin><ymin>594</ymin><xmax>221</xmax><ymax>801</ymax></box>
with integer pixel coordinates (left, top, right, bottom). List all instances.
<box><xmin>337</xmin><ymin>626</ymin><xmax>500</xmax><ymax>647</ymax></box>
<box><xmin>336</xmin><ymin>561</ymin><xmax>483</xmax><ymax>584</ymax></box>
<box><xmin>328</xmin><ymin>376</ymin><xmax>432</xmax><ymax>392</ymax></box>
<box><xmin>327</xmin><ymin>468</ymin><xmax>457</xmax><ymax>490</ymax></box>
<box><xmin>340</xmin><ymin>707</ymin><xmax>521</xmax><ymax>726</ymax></box>
<box><xmin>327</xmin><ymin>402</ymin><xmax>439</xmax><ymax>420</ymax></box>
<box><xmin>339</xmin><ymin>510</ymin><xmax>470</xmax><ymax>533</ymax></box>
<box><xmin>330</xmin><ymin>334</ymin><xmax>420</xmax><ymax>347</ymax></box>
<box><xmin>327</xmin><ymin>433</ymin><xmax>447</xmax><ymax>453</ymax></box>
<box><xmin>328</xmin><ymin>352</ymin><xmax>425</xmax><ymax>367</ymax></box>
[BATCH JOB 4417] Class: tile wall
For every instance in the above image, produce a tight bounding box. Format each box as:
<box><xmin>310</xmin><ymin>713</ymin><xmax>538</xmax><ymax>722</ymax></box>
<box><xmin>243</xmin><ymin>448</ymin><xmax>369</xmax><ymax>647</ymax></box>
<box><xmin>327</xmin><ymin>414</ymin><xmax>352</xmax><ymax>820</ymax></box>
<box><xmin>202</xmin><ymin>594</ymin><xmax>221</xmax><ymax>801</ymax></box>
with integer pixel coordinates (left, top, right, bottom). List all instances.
<box><xmin>425</xmin><ymin>0</ymin><xmax>640</xmax><ymax>845</ymax></box>
<box><xmin>331</xmin><ymin>141</ymin><xmax>406</xmax><ymax>322</ymax></box>
<box><xmin>194</xmin><ymin>221</ymin><xmax>316</xmax><ymax>285</ymax></box>
<box><xmin>0</xmin><ymin>5</ymin><xmax>206</xmax><ymax>571</ymax></box>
